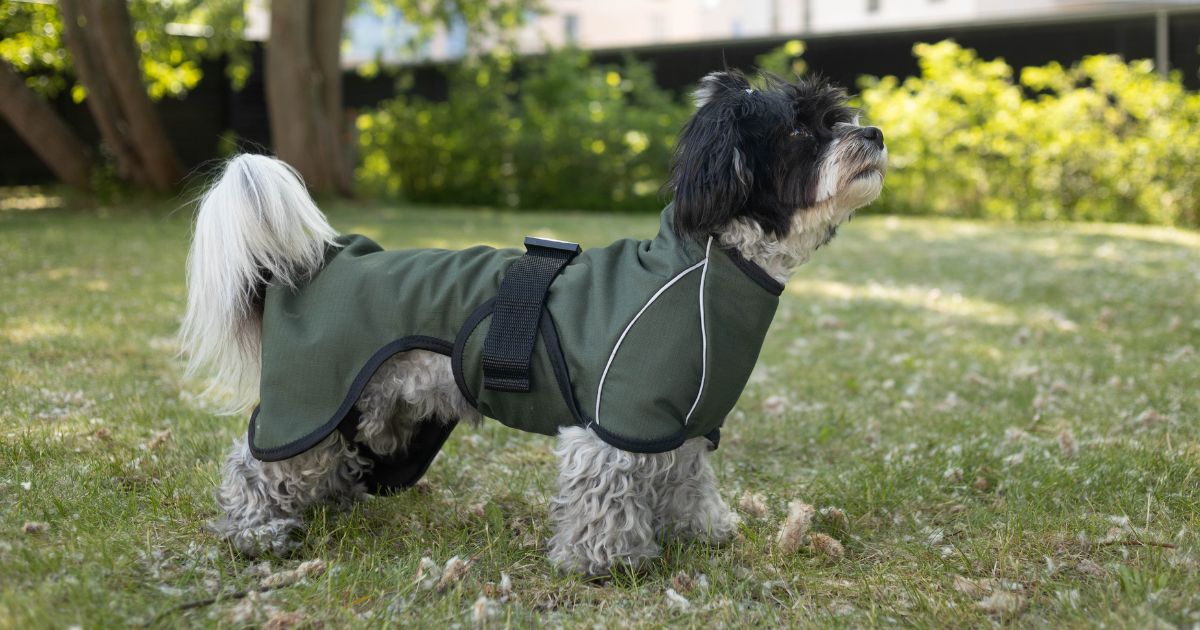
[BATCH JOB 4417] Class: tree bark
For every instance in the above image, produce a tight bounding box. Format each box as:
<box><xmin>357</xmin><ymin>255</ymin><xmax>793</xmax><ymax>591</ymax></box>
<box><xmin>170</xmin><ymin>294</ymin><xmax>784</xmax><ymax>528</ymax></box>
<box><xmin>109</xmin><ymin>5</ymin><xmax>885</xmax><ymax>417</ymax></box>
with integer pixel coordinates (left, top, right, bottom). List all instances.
<box><xmin>84</xmin><ymin>0</ymin><xmax>182</xmax><ymax>190</ymax></box>
<box><xmin>312</xmin><ymin>0</ymin><xmax>352</xmax><ymax>196</ymax></box>
<box><xmin>59</xmin><ymin>0</ymin><xmax>182</xmax><ymax>191</ymax></box>
<box><xmin>266</xmin><ymin>0</ymin><xmax>320</xmax><ymax>189</ymax></box>
<box><xmin>0</xmin><ymin>61</ymin><xmax>93</xmax><ymax>190</ymax></box>
<box><xmin>266</xmin><ymin>0</ymin><xmax>351</xmax><ymax>196</ymax></box>
<box><xmin>59</xmin><ymin>0</ymin><xmax>147</xmax><ymax>186</ymax></box>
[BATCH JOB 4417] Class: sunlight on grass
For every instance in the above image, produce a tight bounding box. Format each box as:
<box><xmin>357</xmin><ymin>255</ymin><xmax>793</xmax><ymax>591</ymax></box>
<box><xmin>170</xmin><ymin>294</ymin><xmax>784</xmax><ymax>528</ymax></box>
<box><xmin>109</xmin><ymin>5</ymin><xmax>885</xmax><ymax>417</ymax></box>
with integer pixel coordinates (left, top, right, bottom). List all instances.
<box><xmin>0</xmin><ymin>187</ymin><xmax>64</xmax><ymax>212</ymax></box>
<box><xmin>1073</xmin><ymin>222</ymin><xmax>1200</xmax><ymax>248</ymax></box>
<box><xmin>789</xmin><ymin>279</ymin><xmax>1022</xmax><ymax>325</ymax></box>
<box><xmin>2</xmin><ymin>319</ymin><xmax>75</xmax><ymax>344</ymax></box>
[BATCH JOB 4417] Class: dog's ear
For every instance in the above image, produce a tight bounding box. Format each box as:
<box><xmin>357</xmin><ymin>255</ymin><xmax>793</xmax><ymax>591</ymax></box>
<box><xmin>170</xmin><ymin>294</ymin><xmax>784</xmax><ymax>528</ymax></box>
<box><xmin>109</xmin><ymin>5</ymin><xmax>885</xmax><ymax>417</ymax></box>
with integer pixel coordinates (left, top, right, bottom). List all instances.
<box><xmin>671</xmin><ymin>71</ymin><xmax>756</xmax><ymax>239</ymax></box>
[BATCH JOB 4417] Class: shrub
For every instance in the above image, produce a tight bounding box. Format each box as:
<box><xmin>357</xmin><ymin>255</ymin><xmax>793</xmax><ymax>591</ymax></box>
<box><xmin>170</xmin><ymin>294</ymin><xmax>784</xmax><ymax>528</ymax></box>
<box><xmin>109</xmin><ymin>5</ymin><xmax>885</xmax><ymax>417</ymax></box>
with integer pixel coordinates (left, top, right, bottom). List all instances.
<box><xmin>357</xmin><ymin>40</ymin><xmax>1199</xmax><ymax>227</ymax></box>
<box><xmin>859</xmin><ymin>41</ymin><xmax>1200</xmax><ymax>227</ymax></box>
<box><xmin>356</xmin><ymin>49</ymin><xmax>690</xmax><ymax>211</ymax></box>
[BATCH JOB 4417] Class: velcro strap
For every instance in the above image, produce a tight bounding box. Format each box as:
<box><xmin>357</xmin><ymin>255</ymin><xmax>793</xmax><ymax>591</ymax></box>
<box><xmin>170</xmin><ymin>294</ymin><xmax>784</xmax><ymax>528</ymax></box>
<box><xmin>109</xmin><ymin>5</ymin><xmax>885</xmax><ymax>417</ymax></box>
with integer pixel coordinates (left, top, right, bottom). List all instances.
<box><xmin>482</xmin><ymin>237</ymin><xmax>581</xmax><ymax>392</ymax></box>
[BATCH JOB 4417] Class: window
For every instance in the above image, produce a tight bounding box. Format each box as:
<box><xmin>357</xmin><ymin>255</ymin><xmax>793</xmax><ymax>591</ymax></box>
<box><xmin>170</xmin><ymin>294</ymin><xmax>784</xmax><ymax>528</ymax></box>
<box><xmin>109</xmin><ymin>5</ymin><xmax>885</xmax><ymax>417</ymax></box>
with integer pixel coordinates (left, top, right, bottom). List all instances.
<box><xmin>867</xmin><ymin>0</ymin><xmax>881</xmax><ymax>13</ymax></box>
<box><xmin>563</xmin><ymin>13</ymin><xmax>579</xmax><ymax>43</ymax></box>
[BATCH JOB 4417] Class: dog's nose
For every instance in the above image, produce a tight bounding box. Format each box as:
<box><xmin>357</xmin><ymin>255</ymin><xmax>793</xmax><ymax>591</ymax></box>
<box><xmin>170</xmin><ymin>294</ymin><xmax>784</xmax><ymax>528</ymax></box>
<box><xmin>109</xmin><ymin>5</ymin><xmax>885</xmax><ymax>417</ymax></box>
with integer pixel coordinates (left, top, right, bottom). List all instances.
<box><xmin>861</xmin><ymin>126</ymin><xmax>884</xmax><ymax>149</ymax></box>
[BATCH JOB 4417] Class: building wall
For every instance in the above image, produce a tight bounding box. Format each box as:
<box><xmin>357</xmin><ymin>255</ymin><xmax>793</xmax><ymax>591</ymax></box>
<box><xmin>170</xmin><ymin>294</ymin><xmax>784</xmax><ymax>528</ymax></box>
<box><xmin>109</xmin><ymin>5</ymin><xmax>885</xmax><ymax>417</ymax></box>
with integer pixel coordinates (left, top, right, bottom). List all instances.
<box><xmin>402</xmin><ymin>0</ymin><xmax>1196</xmax><ymax>60</ymax></box>
<box><xmin>513</xmin><ymin>0</ymin><xmax>779</xmax><ymax>53</ymax></box>
<box><xmin>810</xmin><ymin>0</ymin><xmax>981</xmax><ymax>33</ymax></box>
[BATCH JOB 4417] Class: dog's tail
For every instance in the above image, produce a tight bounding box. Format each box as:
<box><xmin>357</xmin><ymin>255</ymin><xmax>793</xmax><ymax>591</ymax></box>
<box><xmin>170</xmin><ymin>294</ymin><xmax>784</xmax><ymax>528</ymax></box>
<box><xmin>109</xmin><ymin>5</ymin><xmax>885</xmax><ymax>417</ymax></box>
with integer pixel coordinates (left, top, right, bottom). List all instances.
<box><xmin>180</xmin><ymin>154</ymin><xmax>338</xmax><ymax>412</ymax></box>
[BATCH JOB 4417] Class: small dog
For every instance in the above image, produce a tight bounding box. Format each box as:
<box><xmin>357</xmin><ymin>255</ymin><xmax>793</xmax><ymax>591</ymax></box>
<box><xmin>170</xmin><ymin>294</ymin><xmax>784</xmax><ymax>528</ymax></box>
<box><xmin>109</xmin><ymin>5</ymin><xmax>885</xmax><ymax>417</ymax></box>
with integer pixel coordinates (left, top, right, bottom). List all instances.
<box><xmin>181</xmin><ymin>70</ymin><xmax>886</xmax><ymax>575</ymax></box>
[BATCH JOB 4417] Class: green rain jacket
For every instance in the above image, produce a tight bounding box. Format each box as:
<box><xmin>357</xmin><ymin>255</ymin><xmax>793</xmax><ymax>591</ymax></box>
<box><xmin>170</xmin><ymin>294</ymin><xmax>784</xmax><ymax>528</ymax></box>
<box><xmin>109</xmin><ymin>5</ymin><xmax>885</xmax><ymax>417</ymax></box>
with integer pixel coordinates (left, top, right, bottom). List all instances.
<box><xmin>247</xmin><ymin>206</ymin><xmax>783</xmax><ymax>464</ymax></box>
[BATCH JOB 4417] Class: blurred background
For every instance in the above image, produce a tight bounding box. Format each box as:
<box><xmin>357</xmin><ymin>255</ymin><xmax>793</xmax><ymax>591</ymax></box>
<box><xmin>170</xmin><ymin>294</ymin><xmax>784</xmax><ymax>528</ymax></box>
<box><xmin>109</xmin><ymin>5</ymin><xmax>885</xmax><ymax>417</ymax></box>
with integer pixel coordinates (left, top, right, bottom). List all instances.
<box><xmin>1</xmin><ymin>0</ymin><xmax>1199</xmax><ymax>225</ymax></box>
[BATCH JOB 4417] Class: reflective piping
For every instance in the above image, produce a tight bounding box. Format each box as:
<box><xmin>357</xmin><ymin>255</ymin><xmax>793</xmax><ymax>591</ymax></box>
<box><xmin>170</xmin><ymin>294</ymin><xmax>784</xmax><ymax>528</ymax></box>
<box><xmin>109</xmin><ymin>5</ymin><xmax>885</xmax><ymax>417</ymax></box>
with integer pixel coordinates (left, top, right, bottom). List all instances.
<box><xmin>684</xmin><ymin>237</ymin><xmax>713</xmax><ymax>424</ymax></box>
<box><xmin>594</xmin><ymin>255</ymin><xmax>708</xmax><ymax>426</ymax></box>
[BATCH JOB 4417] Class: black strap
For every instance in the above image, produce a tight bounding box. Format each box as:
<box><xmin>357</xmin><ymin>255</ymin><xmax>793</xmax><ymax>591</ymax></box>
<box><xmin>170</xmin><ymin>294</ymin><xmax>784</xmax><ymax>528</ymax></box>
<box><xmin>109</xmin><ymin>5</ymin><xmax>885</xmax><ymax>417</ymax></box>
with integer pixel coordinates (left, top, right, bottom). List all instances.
<box><xmin>482</xmin><ymin>236</ymin><xmax>580</xmax><ymax>392</ymax></box>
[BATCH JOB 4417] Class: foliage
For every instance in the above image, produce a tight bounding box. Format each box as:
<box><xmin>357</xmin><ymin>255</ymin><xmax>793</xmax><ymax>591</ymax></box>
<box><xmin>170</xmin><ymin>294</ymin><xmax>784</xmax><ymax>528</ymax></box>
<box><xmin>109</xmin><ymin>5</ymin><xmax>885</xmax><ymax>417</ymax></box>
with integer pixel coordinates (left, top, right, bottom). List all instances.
<box><xmin>859</xmin><ymin>40</ymin><xmax>1200</xmax><ymax>227</ymax></box>
<box><xmin>0</xmin><ymin>0</ymin><xmax>248</xmax><ymax>101</ymax></box>
<box><xmin>0</xmin><ymin>0</ymin><xmax>66</xmax><ymax>95</ymax></box>
<box><xmin>357</xmin><ymin>49</ymin><xmax>690</xmax><ymax>210</ymax></box>
<box><xmin>359</xmin><ymin>38</ymin><xmax>1199</xmax><ymax>226</ymax></box>
<box><xmin>754</xmin><ymin>38</ymin><xmax>808</xmax><ymax>79</ymax></box>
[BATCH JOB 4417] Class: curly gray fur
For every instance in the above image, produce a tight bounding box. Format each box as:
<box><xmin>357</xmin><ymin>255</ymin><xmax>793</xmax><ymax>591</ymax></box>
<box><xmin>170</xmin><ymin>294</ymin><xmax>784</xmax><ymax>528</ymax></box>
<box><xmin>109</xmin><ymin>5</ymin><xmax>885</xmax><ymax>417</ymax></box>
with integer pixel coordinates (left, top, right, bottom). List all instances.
<box><xmin>212</xmin><ymin>350</ymin><xmax>477</xmax><ymax>556</ymax></box>
<box><xmin>548</xmin><ymin>427</ymin><xmax>738</xmax><ymax>575</ymax></box>
<box><xmin>353</xmin><ymin>350</ymin><xmax>481</xmax><ymax>455</ymax></box>
<box><xmin>211</xmin><ymin>433</ymin><xmax>370</xmax><ymax>556</ymax></box>
<box><xmin>654</xmin><ymin>436</ymin><xmax>740</xmax><ymax>541</ymax></box>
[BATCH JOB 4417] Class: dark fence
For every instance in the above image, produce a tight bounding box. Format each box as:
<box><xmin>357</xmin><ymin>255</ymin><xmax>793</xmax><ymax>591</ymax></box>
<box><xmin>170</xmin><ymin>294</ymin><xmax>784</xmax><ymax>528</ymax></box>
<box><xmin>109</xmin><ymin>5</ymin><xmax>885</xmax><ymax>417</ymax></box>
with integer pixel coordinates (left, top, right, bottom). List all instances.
<box><xmin>3</xmin><ymin>9</ymin><xmax>1198</xmax><ymax>185</ymax></box>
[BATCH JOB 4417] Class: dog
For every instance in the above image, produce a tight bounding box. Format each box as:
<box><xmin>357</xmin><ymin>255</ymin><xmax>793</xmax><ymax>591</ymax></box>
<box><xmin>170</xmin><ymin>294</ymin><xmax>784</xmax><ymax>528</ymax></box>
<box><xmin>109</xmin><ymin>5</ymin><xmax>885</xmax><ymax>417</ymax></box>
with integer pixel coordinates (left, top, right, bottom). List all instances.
<box><xmin>181</xmin><ymin>70</ymin><xmax>886</xmax><ymax>575</ymax></box>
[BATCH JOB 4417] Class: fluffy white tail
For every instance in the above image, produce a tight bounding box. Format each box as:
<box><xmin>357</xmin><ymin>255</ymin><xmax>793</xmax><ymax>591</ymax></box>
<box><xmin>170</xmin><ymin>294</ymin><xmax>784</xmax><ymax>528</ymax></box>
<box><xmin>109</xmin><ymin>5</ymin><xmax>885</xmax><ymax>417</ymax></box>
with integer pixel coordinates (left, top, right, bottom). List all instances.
<box><xmin>180</xmin><ymin>154</ymin><xmax>338</xmax><ymax>412</ymax></box>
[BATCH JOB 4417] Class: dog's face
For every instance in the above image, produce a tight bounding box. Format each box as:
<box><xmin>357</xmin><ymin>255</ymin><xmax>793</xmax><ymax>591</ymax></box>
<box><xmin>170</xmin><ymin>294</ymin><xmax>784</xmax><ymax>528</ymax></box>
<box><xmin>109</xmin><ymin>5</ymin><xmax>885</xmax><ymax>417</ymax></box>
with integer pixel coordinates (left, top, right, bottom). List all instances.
<box><xmin>670</xmin><ymin>71</ymin><xmax>887</xmax><ymax>242</ymax></box>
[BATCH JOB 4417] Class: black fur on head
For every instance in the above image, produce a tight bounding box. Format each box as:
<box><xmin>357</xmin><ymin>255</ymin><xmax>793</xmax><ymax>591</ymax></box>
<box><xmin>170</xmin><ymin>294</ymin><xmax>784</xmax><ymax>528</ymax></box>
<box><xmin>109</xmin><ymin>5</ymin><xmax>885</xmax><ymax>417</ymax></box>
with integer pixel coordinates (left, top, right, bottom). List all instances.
<box><xmin>669</xmin><ymin>70</ymin><xmax>859</xmax><ymax>240</ymax></box>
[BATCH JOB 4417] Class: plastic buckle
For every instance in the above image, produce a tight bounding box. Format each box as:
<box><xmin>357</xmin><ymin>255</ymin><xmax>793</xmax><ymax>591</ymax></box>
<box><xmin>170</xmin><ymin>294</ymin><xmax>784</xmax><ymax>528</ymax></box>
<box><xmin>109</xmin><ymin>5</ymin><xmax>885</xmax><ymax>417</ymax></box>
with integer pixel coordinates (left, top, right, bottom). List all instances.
<box><xmin>524</xmin><ymin>236</ymin><xmax>581</xmax><ymax>254</ymax></box>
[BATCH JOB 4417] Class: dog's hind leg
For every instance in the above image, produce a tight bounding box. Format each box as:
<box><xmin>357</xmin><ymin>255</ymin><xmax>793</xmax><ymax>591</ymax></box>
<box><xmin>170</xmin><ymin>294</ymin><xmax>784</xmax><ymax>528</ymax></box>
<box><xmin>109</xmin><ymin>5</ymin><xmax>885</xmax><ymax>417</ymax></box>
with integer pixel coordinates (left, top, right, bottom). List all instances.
<box><xmin>350</xmin><ymin>351</ymin><xmax>480</xmax><ymax>492</ymax></box>
<box><xmin>547</xmin><ymin>426</ymin><xmax>672</xmax><ymax>576</ymax></box>
<box><xmin>211</xmin><ymin>433</ymin><xmax>370</xmax><ymax>557</ymax></box>
<box><xmin>655</xmin><ymin>437</ymin><xmax>740</xmax><ymax>544</ymax></box>
<box><xmin>212</xmin><ymin>351</ymin><xmax>476</xmax><ymax>556</ymax></box>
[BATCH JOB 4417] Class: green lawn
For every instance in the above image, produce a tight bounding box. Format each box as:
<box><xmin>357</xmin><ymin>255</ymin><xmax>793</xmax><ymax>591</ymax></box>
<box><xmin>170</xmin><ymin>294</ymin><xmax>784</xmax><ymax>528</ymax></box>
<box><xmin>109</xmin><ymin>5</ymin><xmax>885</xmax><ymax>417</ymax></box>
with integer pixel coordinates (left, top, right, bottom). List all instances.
<box><xmin>2</xmin><ymin>196</ymin><xmax>1198</xmax><ymax>628</ymax></box>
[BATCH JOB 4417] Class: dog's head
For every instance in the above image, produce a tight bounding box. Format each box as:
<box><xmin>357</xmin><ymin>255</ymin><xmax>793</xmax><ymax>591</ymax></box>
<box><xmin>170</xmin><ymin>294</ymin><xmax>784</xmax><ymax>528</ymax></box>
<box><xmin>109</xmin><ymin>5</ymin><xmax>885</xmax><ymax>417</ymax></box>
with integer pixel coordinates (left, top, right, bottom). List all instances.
<box><xmin>670</xmin><ymin>71</ymin><xmax>886</xmax><ymax>244</ymax></box>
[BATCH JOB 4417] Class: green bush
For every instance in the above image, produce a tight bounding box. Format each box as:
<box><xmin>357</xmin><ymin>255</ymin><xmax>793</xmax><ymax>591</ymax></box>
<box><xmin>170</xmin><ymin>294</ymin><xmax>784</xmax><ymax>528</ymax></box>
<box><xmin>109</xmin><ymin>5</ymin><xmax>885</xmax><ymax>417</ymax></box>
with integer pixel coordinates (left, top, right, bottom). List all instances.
<box><xmin>356</xmin><ymin>49</ymin><xmax>690</xmax><ymax>211</ymax></box>
<box><xmin>357</xmin><ymin>40</ymin><xmax>1199</xmax><ymax>227</ymax></box>
<box><xmin>859</xmin><ymin>40</ymin><xmax>1200</xmax><ymax>227</ymax></box>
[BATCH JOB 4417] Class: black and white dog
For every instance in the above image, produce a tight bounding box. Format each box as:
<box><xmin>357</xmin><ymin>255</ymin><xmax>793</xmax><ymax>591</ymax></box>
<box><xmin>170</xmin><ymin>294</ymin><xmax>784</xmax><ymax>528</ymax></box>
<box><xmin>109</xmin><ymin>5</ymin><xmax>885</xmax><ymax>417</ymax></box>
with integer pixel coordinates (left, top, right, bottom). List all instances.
<box><xmin>181</xmin><ymin>71</ymin><xmax>886</xmax><ymax>575</ymax></box>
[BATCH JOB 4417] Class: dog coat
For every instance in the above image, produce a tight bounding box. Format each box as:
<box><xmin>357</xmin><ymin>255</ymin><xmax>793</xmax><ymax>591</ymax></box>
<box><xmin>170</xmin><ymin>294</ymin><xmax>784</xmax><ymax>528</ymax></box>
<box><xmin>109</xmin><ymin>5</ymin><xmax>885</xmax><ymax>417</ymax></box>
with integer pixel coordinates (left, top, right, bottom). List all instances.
<box><xmin>247</xmin><ymin>206</ymin><xmax>783</xmax><ymax>487</ymax></box>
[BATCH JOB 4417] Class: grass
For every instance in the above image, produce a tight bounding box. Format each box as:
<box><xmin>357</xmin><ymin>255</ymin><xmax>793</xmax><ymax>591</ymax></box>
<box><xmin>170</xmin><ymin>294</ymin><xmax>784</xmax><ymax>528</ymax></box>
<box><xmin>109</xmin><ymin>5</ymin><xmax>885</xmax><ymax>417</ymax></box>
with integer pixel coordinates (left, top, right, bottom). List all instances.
<box><xmin>1</xmin><ymin>195</ymin><xmax>1198</xmax><ymax>628</ymax></box>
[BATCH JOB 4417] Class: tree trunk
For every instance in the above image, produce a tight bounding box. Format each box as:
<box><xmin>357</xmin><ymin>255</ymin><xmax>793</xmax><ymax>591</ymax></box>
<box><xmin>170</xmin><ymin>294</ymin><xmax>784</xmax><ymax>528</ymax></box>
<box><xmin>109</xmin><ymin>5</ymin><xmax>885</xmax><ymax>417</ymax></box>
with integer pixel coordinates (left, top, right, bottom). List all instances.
<box><xmin>266</xmin><ymin>0</ymin><xmax>321</xmax><ymax>189</ymax></box>
<box><xmin>266</xmin><ymin>0</ymin><xmax>351</xmax><ymax>196</ymax></box>
<box><xmin>312</xmin><ymin>0</ymin><xmax>352</xmax><ymax>196</ymax></box>
<box><xmin>59</xmin><ymin>0</ymin><xmax>182</xmax><ymax>192</ymax></box>
<box><xmin>84</xmin><ymin>0</ymin><xmax>182</xmax><ymax>190</ymax></box>
<box><xmin>59</xmin><ymin>0</ymin><xmax>147</xmax><ymax>186</ymax></box>
<box><xmin>0</xmin><ymin>61</ymin><xmax>93</xmax><ymax>190</ymax></box>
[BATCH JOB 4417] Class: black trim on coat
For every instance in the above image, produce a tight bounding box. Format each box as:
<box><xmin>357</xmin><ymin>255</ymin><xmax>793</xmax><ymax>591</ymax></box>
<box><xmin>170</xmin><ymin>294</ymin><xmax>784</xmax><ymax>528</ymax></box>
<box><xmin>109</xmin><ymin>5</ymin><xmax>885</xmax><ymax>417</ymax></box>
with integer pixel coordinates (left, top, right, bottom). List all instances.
<box><xmin>451</xmin><ymin>299</ymin><xmax>497</xmax><ymax>408</ymax></box>
<box><xmin>539</xmin><ymin>311</ymin><xmax>587</xmax><ymax>427</ymax></box>
<box><xmin>705</xmin><ymin>427</ymin><xmax>721</xmax><ymax>450</ymax></box>
<box><xmin>718</xmin><ymin>245</ymin><xmax>785</xmax><ymax>296</ymax></box>
<box><xmin>247</xmin><ymin>335</ymin><xmax>453</xmax><ymax>462</ymax></box>
<box><xmin>589</xmin><ymin>421</ymin><xmax>688</xmax><ymax>454</ymax></box>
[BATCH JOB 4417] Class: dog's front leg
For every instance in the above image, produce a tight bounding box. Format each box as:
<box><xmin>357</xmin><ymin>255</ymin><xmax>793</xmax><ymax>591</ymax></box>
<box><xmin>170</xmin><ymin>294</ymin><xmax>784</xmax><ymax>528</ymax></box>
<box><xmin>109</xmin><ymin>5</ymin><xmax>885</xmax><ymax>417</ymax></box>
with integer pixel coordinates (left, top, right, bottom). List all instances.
<box><xmin>656</xmin><ymin>437</ymin><xmax>739</xmax><ymax>543</ymax></box>
<box><xmin>211</xmin><ymin>433</ymin><xmax>369</xmax><ymax>556</ymax></box>
<box><xmin>548</xmin><ymin>426</ymin><xmax>670</xmax><ymax>576</ymax></box>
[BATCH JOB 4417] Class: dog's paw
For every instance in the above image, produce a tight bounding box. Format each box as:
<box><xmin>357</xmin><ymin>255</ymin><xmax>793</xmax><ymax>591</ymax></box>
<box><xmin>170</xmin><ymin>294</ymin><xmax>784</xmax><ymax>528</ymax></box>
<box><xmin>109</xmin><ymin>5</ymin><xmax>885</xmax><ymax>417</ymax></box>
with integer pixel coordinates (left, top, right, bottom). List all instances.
<box><xmin>668</xmin><ymin>509</ymin><xmax>741</xmax><ymax>544</ymax></box>
<box><xmin>209</xmin><ymin>517</ymin><xmax>302</xmax><ymax>557</ymax></box>
<box><xmin>548</xmin><ymin>535</ymin><xmax>661</xmax><ymax>577</ymax></box>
